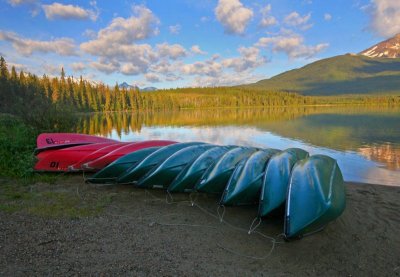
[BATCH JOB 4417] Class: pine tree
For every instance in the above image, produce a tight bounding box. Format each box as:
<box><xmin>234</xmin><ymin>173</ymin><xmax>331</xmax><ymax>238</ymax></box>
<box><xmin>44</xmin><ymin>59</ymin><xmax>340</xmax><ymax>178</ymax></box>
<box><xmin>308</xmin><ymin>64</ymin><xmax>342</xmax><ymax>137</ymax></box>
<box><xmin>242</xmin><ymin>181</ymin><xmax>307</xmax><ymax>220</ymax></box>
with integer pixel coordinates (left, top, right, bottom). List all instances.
<box><xmin>0</xmin><ymin>56</ymin><xmax>9</xmax><ymax>79</ymax></box>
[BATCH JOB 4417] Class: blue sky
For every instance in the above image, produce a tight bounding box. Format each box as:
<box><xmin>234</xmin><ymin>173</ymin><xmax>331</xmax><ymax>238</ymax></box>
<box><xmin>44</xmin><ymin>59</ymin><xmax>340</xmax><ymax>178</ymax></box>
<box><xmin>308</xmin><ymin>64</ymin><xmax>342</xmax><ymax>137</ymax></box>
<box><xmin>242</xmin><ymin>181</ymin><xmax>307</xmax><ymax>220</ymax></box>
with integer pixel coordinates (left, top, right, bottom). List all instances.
<box><xmin>0</xmin><ymin>0</ymin><xmax>399</xmax><ymax>88</ymax></box>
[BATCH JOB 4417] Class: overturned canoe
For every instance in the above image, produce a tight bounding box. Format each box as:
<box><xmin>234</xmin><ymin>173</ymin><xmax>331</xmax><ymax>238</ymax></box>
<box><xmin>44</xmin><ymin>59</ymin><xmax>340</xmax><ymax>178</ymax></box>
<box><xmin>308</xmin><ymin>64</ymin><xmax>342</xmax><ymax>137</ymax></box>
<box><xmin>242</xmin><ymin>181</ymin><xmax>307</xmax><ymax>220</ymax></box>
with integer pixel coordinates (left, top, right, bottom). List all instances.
<box><xmin>36</xmin><ymin>133</ymin><xmax>117</xmax><ymax>154</ymax></box>
<box><xmin>68</xmin><ymin>143</ymin><xmax>135</xmax><ymax>171</ymax></box>
<box><xmin>117</xmin><ymin>142</ymin><xmax>204</xmax><ymax>184</ymax></box>
<box><xmin>196</xmin><ymin>147</ymin><xmax>257</xmax><ymax>194</ymax></box>
<box><xmin>34</xmin><ymin>142</ymin><xmax>127</xmax><ymax>172</ymax></box>
<box><xmin>168</xmin><ymin>146</ymin><xmax>234</xmax><ymax>193</ymax></box>
<box><xmin>85</xmin><ymin>147</ymin><xmax>162</xmax><ymax>184</ymax></box>
<box><xmin>137</xmin><ymin>144</ymin><xmax>215</xmax><ymax>189</ymax></box>
<box><xmin>82</xmin><ymin>140</ymin><xmax>177</xmax><ymax>171</ymax></box>
<box><xmin>221</xmin><ymin>149</ymin><xmax>279</xmax><ymax>206</ymax></box>
<box><xmin>258</xmin><ymin>148</ymin><xmax>309</xmax><ymax>217</ymax></box>
<box><xmin>284</xmin><ymin>155</ymin><xmax>346</xmax><ymax>239</ymax></box>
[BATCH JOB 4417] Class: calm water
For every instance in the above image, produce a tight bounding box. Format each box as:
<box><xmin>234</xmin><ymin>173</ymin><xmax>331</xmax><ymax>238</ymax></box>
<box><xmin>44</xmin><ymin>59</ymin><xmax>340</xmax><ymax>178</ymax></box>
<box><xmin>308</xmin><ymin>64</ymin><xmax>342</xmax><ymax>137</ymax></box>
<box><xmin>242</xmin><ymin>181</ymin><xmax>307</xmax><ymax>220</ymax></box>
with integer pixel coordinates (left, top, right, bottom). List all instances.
<box><xmin>78</xmin><ymin>106</ymin><xmax>400</xmax><ymax>186</ymax></box>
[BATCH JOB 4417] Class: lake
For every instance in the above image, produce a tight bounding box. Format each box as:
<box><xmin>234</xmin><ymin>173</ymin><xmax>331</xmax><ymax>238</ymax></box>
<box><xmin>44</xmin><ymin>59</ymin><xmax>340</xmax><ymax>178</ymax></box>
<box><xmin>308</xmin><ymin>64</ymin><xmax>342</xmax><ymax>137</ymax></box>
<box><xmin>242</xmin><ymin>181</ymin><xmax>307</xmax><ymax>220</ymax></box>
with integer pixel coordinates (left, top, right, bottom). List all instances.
<box><xmin>77</xmin><ymin>106</ymin><xmax>400</xmax><ymax>186</ymax></box>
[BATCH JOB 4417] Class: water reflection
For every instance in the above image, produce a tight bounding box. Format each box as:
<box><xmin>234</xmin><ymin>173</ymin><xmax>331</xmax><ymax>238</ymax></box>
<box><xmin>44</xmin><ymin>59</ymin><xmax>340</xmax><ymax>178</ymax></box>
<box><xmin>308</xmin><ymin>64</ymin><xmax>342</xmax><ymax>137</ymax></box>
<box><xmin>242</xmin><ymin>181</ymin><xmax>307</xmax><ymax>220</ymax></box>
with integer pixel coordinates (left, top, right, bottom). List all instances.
<box><xmin>77</xmin><ymin>106</ymin><xmax>400</xmax><ymax>186</ymax></box>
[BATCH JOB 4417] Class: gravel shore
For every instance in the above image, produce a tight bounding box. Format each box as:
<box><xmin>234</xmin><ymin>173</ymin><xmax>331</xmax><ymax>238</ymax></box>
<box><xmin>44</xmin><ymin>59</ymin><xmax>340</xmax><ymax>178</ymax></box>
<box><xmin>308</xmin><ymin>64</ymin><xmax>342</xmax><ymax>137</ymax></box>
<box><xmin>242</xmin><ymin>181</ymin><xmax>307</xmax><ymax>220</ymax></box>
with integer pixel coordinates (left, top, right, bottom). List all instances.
<box><xmin>1</xmin><ymin>177</ymin><xmax>399</xmax><ymax>276</ymax></box>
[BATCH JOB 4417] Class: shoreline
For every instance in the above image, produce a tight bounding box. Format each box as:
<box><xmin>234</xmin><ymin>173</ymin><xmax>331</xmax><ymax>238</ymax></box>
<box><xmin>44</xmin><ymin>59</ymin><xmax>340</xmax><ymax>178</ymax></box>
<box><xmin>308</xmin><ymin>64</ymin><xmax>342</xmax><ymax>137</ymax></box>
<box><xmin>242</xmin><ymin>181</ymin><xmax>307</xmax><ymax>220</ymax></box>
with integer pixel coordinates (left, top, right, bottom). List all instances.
<box><xmin>0</xmin><ymin>178</ymin><xmax>399</xmax><ymax>276</ymax></box>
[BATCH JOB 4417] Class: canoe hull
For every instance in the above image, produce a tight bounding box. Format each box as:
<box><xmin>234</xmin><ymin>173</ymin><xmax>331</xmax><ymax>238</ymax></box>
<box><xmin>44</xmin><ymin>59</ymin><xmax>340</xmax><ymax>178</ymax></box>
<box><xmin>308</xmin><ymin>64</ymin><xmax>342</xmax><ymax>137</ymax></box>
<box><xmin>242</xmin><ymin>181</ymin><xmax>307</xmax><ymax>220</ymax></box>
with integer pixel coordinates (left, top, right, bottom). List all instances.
<box><xmin>83</xmin><ymin>140</ymin><xmax>176</xmax><ymax>170</ymax></box>
<box><xmin>117</xmin><ymin>142</ymin><xmax>204</xmax><ymax>184</ymax></box>
<box><xmin>137</xmin><ymin>144</ymin><xmax>215</xmax><ymax>189</ymax></box>
<box><xmin>196</xmin><ymin>147</ymin><xmax>257</xmax><ymax>194</ymax></box>
<box><xmin>284</xmin><ymin>155</ymin><xmax>346</xmax><ymax>239</ymax></box>
<box><xmin>259</xmin><ymin>148</ymin><xmax>309</xmax><ymax>217</ymax></box>
<box><xmin>34</xmin><ymin>142</ymin><xmax>123</xmax><ymax>172</ymax></box>
<box><xmin>35</xmin><ymin>133</ymin><xmax>117</xmax><ymax>154</ymax></box>
<box><xmin>168</xmin><ymin>146</ymin><xmax>233</xmax><ymax>193</ymax></box>
<box><xmin>221</xmin><ymin>149</ymin><xmax>279</xmax><ymax>206</ymax></box>
<box><xmin>86</xmin><ymin>147</ymin><xmax>161</xmax><ymax>184</ymax></box>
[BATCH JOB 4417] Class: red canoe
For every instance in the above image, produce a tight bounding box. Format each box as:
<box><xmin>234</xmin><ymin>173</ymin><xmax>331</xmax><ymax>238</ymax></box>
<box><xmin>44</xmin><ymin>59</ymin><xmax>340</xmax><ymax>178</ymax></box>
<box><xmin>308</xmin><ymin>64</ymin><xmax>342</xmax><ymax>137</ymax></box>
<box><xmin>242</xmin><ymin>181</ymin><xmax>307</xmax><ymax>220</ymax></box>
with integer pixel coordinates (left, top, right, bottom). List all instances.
<box><xmin>68</xmin><ymin>143</ymin><xmax>136</xmax><ymax>171</ymax></box>
<box><xmin>82</xmin><ymin>140</ymin><xmax>177</xmax><ymax>171</ymax></box>
<box><xmin>36</xmin><ymin>133</ymin><xmax>117</xmax><ymax>153</ymax></box>
<box><xmin>34</xmin><ymin>142</ymin><xmax>129</xmax><ymax>172</ymax></box>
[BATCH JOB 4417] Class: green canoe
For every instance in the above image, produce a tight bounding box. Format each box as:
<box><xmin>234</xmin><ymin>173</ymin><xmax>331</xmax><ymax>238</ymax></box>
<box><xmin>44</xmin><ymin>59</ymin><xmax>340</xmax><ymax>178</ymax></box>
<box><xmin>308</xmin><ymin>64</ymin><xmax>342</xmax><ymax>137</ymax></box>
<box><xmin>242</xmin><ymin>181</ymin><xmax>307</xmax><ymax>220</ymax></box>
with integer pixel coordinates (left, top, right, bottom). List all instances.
<box><xmin>284</xmin><ymin>155</ymin><xmax>346</xmax><ymax>239</ymax></box>
<box><xmin>168</xmin><ymin>146</ymin><xmax>234</xmax><ymax>193</ymax></box>
<box><xmin>220</xmin><ymin>149</ymin><xmax>279</xmax><ymax>206</ymax></box>
<box><xmin>136</xmin><ymin>144</ymin><xmax>215</xmax><ymax>189</ymax></box>
<box><xmin>85</xmin><ymin>147</ymin><xmax>161</xmax><ymax>184</ymax></box>
<box><xmin>117</xmin><ymin>142</ymin><xmax>204</xmax><ymax>184</ymax></box>
<box><xmin>258</xmin><ymin>148</ymin><xmax>309</xmax><ymax>217</ymax></box>
<box><xmin>196</xmin><ymin>147</ymin><xmax>257</xmax><ymax>194</ymax></box>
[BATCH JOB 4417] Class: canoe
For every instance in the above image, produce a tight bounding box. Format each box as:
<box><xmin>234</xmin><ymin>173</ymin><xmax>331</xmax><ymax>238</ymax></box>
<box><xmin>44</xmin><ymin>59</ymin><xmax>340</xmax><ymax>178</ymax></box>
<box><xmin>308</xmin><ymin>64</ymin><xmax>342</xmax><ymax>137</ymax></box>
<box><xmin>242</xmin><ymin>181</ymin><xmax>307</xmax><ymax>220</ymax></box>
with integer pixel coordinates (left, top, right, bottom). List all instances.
<box><xmin>284</xmin><ymin>155</ymin><xmax>346</xmax><ymax>239</ymax></box>
<box><xmin>68</xmin><ymin>143</ymin><xmax>135</xmax><ymax>171</ymax></box>
<box><xmin>258</xmin><ymin>148</ymin><xmax>309</xmax><ymax>217</ymax></box>
<box><xmin>196</xmin><ymin>147</ymin><xmax>257</xmax><ymax>194</ymax></box>
<box><xmin>82</xmin><ymin>140</ymin><xmax>177</xmax><ymax>171</ymax></box>
<box><xmin>220</xmin><ymin>149</ymin><xmax>279</xmax><ymax>206</ymax></box>
<box><xmin>35</xmin><ymin>133</ymin><xmax>117</xmax><ymax>154</ymax></box>
<box><xmin>85</xmin><ymin>147</ymin><xmax>162</xmax><ymax>184</ymax></box>
<box><xmin>33</xmin><ymin>142</ymin><xmax>127</xmax><ymax>172</ymax></box>
<box><xmin>117</xmin><ymin>142</ymin><xmax>205</xmax><ymax>184</ymax></box>
<box><xmin>168</xmin><ymin>146</ymin><xmax>234</xmax><ymax>193</ymax></box>
<box><xmin>137</xmin><ymin>144</ymin><xmax>215</xmax><ymax>189</ymax></box>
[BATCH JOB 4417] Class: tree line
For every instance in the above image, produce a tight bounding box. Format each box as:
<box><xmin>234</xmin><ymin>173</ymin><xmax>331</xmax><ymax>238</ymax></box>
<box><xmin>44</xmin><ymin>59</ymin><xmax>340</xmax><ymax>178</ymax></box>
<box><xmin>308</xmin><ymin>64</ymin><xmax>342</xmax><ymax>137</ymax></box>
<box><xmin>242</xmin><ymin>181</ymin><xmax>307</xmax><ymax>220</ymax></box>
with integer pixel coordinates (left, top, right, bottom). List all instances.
<box><xmin>1</xmin><ymin>55</ymin><xmax>399</xmax><ymax>119</ymax></box>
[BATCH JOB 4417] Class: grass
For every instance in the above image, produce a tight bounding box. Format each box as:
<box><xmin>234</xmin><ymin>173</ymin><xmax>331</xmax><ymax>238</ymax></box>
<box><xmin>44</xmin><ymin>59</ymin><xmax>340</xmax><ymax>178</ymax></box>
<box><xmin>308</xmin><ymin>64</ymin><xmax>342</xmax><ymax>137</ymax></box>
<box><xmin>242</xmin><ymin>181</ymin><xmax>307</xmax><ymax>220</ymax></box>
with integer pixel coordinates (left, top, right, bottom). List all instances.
<box><xmin>0</xmin><ymin>180</ymin><xmax>113</xmax><ymax>218</ymax></box>
<box><xmin>0</xmin><ymin>114</ymin><xmax>112</xmax><ymax>219</ymax></box>
<box><xmin>0</xmin><ymin>114</ymin><xmax>38</xmax><ymax>179</ymax></box>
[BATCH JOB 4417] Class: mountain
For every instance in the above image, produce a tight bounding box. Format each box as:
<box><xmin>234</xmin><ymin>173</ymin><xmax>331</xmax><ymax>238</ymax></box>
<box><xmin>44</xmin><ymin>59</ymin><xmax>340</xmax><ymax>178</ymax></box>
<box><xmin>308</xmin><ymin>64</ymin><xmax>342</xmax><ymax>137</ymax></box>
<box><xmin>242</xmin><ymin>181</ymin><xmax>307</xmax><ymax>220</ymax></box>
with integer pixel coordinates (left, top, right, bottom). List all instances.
<box><xmin>360</xmin><ymin>34</ymin><xmax>400</xmax><ymax>58</ymax></box>
<box><xmin>118</xmin><ymin>82</ymin><xmax>157</xmax><ymax>92</ymax></box>
<box><xmin>244</xmin><ymin>36</ymin><xmax>400</xmax><ymax>96</ymax></box>
<box><xmin>141</xmin><ymin>86</ymin><xmax>157</xmax><ymax>92</ymax></box>
<box><xmin>119</xmin><ymin>82</ymin><xmax>138</xmax><ymax>90</ymax></box>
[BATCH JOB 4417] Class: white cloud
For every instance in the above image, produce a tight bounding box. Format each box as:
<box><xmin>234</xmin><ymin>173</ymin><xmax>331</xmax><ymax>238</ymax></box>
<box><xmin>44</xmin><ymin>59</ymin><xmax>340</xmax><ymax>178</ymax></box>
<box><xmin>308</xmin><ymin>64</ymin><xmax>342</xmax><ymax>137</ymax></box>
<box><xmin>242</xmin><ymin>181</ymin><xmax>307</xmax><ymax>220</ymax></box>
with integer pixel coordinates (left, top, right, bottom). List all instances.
<box><xmin>91</xmin><ymin>60</ymin><xmax>119</xmax><ymax>74</ymax></box>
<box><xmin>256</xmin><ymin>33</ymin><xmax>328</xmax><ymax>59</ymax></box>
<box><xmin>41</xmin><ymin>62</ymin><xmax>64</xmax><ymax>76</ymax></box>
<box><xmin>284</xmin><ymin>11</ymin><xmax>312</xmax><ymax>30</ymax></box>
<box><xmin>259</xmin><ymin>4</ymin><xmax>277</xmax><ymax>28</ymax></box>
<box><xmin>191</xmin><ymin>71</ymin><xmax>262</xmax><ymax>87</ymax></box>
<box><xmin>82</xmin><ymin>29</ymin><xmax>97</xmax><ymax>39</ymax></box>
<box><xmin>181</xmin><ymin>58</ymin><xmax>223</xmax><ymax>76</ymax></box>
<box><xmin>80</xmin><ymin>5</ymin><xmax>163</xmax><ymax>75</ymax></box>
<box><xmin>120</xmin><ymin>63</ymin><xmax>144</xmax><ymax>75</ymax></box>
<box><xmin>368</xmin><ymin>0</ymin><xmax>400</xmax><ymax>37</ymax></box>
<box><xmin>80</xmin><ymin>5</ymin><xmax>160</xmax><ymax>55</ymax></box>
<box><xmin>0</xmin><ymin>31</ymin><xmax>76</xmax><ymax>56</ymax></box>
<box><xmin>191</xmin><ymin>45</ymin><xmax>207</xmax><ymax>55</ymax></box>
<box><xmin>169</xmin><ymin>24</ymin><xmax>181</xmax><ymax>34</ymax></box>
<box><xmin>222</xmin><ymin>46</ymin><xmax>266</xmax><ymax>72</ymax></box>
<box><xmin>8</xmin><ymin>0</ymin><xmax>36</xmax><ymax>6</ymax></box>
<box><xmin>8</xmin><ymin>62</ymin><xmax>29</xmax><ymax>72</ymax></box>
<box><xmin>215</xmin><ymin>0</ymin><xmax>253</xmax><ymax>34</ymax></box>
<box><xmin>324</xmin><ymin>13</ymin><xmax>332</xmax><ymax>21</ymax></box>
<box><xmin>7</xmin><ymin>0</ymin><xmax>40</xmax><ymax>16</ymax></box>
<box><xmin>71</xmin><ymin>62</ymin><xmax>86</xmax><ymax>72</ymax></box>
<box><xmin>156</xmin><ymin>43</ymin><xmax>187</xmax><ymax>60</ymax></box>
<box><xmin>42</xmin><ymin>2</ymin><xmax>99</xmax><ymax>21</ymax></box>
<box><xmin>145</xmin><ymin>72</ymin><xmax>161</xmax><ymax>82</ymax></box>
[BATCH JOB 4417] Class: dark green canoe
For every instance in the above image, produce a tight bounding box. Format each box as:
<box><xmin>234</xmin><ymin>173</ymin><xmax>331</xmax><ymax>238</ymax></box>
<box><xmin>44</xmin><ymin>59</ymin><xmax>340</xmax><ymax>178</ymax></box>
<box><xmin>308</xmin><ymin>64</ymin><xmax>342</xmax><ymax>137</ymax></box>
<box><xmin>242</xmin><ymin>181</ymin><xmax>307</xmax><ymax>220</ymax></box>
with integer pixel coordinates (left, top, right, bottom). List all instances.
<box><xmin>136</xmin><ymin>144</ymin><xmax>215</xmax><ymax>189</ymax></box>
<box><xmin>258</xmin><ymin>148</ymin><xmax>309</xmax><ymax>217</ymax></box>
<box><xmin>284</xmin><ymin>155</ymin><xmax>346</xmax><ymax>239</ymax></box>
<box><xmin>220</xmin><ymin>149</ymin><xmax>279</xmax><ymax>206</ymax></box>
<box><xmin>85</xmin><ymin>147</ymin><xmax>161</xmax><ymax>184</ymax></box>
<box><xmin>168</xmin><ymin>146</ymin><xmax>234</xmax><ymax>193</ymax></box>
<box><xmin>117</xmin><ymin>142</ymin><xmax>204</xmax><ymax>184</ymax></box>
<box><xmin>196</xmin><ymin>147</ymin><xmax>257</xmax><ymax>194</ymax></box>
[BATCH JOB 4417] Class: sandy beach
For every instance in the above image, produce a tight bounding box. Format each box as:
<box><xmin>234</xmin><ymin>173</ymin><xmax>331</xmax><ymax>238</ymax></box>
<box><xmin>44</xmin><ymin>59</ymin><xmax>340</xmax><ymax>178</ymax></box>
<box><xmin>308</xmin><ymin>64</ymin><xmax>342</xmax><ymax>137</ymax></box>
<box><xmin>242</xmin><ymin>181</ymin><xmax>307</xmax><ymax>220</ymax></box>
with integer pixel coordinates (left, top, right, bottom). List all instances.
<box><xmin>0</xmin><ymin>177</ymin><xmax>399</xmax><ymax>276</ymax></box>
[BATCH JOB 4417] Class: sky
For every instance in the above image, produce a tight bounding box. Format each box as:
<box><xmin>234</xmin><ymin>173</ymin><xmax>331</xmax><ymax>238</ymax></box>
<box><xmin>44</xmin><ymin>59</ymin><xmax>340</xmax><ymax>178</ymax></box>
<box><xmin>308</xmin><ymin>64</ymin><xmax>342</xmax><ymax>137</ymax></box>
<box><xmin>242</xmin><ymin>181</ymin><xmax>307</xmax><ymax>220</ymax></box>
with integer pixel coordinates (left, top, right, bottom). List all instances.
<box><xmin>0</xmin><ymin>0</ymin><xmax>399</xmax><ymax>88</ymax></box>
